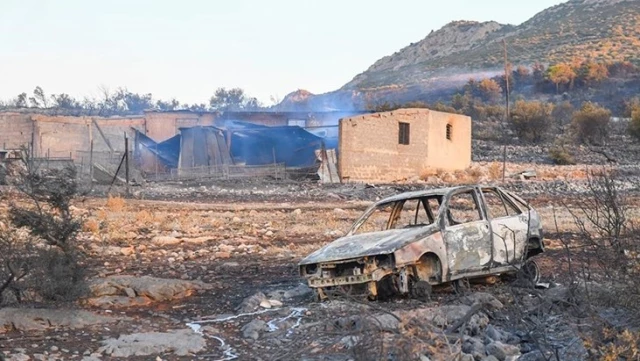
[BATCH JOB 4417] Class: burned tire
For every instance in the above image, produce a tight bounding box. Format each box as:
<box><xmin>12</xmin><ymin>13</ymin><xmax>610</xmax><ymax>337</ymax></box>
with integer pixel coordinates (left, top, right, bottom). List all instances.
<box><xmin>410</xmin><ymin>280</ymin><xmax>432</xmax><ymax>301</ymax></box>
<box><xmin>519</xmin><ymin>259</ymin><xmax>541</xmax><ymax>285</ymax></box>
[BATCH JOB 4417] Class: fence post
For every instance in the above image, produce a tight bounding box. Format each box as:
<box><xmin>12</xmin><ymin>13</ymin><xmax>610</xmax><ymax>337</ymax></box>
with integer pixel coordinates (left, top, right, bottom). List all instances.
<box><xmin>89</xmin><ymin>140</ymin><xmax>94</xmax><ymax>182</ymax></box>
<box><xmin>124</xmin><ymin>133</ymin><xmax>130</xmax><ymax>195</ymax></box>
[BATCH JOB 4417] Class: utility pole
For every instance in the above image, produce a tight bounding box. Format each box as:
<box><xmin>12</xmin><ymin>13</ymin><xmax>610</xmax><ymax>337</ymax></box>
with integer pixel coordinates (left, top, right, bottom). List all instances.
<box><xmin>501</xmin><ymin>39</ymin><xmax>510</xmax><ymax>183</ymax></box>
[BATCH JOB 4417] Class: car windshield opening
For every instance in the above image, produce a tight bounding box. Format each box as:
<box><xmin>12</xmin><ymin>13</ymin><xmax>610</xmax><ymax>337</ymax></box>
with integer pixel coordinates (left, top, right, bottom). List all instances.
<box><xmin>352</xmin><ymin>196</ymin><xmax>443</xmax><ymax>235</ymax></box>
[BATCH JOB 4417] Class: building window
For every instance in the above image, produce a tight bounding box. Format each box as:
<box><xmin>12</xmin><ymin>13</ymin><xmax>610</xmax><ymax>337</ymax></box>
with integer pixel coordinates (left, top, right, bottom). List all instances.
<box><xmin>446</xmin><ymin>123</ymin><xmax>453</xmax><ymax>141</ymax></box>
<box><xmin>399</xmin><ymin>122</ymin><xmax>410</xmax><ymax>145</ymax></box>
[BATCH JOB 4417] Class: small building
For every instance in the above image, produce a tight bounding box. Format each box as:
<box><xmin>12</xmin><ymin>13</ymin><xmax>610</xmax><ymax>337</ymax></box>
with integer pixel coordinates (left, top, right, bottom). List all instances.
<box><xmin>338</xmin><ymin>108</ymin><xmax>471</xmax><ymax>183</ymax></box>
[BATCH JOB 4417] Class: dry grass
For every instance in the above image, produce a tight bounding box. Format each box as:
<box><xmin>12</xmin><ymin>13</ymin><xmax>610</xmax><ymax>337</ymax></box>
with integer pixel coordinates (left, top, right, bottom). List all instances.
<box><xmin>105</xmin><ymin>196</ymin><xmax>126</xmax><ymax>212</ymax></box>
<box><xmin>83</xmin><ymin>219</ymin><xmax>100</xmax><ymax>234</ymax></box>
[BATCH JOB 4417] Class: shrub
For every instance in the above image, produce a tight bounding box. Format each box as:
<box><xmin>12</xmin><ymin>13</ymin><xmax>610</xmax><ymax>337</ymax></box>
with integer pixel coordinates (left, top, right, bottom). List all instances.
<box><xmin>0</xmin><ymin>151</ymin><xmax>86</xmax><ymax>304</ymax></box>
<box><xmin>570</xmin><ymin>102</ymin><xmax>611</xmax><ymax>145</ymax></box>
<box><xmin>548</xmin><ymin>145</ymin><xmax>576</xmax><ymax>165</ymax></box>
<box><xmin>628</xmin><ymin>107</ymin><xmax>640</xmax><ymax>140</ymax></box>
<box><xmin>510</xmin><ymin>100</ymin><xmax>554</xmax><ymax>143</ymax></box>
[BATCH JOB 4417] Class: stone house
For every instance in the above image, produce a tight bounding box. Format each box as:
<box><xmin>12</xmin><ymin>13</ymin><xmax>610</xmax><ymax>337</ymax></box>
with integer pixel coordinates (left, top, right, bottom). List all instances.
<box><xmin>338</xmin><ymin>108</ymin><xmax>472</xmax><ymax>183</ymax></box>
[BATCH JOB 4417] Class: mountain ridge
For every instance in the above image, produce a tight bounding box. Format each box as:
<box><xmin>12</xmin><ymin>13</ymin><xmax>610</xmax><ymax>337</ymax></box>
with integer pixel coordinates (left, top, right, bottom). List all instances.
<box><xmin>341</xmin><ymin>0</ymin><xmax>640</xmax><ymax>91</ymax></box>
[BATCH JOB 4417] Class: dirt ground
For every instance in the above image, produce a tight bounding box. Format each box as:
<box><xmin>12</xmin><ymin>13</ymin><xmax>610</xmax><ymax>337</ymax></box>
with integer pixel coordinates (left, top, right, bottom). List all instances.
<box><xmin>1</xmin><ymin>178</ymin><xmax>639</xmax><ymax>361</ymax></box>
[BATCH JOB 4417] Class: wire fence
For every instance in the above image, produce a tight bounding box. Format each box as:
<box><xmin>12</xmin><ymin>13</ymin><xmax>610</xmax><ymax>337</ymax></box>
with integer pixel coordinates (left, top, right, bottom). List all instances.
<box><xmin>144</xmin><ymin>163</ymin><xmax>289</xmax><ymax>182</ymax></box>
<box><xmin>75</xmin><ymin>151</ymin><xmax>131</xmax><ymax>176</ymax></box>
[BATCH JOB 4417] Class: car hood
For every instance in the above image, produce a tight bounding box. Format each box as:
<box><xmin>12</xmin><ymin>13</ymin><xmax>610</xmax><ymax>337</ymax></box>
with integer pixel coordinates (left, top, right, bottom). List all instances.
<box><xmin>299</xmin><ymin>225</ymin><xmax>439</xmax><ymax>265</ymax></box>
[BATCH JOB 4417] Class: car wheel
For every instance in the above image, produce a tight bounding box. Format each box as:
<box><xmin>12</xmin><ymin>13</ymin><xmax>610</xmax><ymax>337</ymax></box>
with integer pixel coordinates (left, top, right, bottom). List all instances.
<box><xmin>410</xmin><ymin>280</ymin><xmax>432</xmax><ymax>301</ymax></box>
<box><xmin>519</xmin><ymin>259</ymin><xmax>541</xmax><ymax>285</ymax></box>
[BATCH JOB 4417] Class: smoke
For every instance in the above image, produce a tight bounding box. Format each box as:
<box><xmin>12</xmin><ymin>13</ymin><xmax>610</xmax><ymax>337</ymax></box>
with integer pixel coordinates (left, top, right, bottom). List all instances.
<box><xmin>275</xmin><ymin>68</ymin><xmax>505</xmax><ymax>113</ymax></box>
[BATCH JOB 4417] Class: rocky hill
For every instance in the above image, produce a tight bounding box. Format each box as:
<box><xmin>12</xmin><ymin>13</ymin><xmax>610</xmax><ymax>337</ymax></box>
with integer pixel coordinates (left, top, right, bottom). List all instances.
<box><xmin>343</xmin><ymin>0</ymin><xmax>640</xmax><ymax>91</ymax></box>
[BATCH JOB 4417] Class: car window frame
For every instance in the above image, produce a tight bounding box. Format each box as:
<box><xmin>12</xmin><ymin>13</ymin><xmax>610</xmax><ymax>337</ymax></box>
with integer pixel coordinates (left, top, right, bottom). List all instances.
<box><xmin>445</xmin><ymin>188</ymin><xmax>485</xmax><ymax>227</ymax></box>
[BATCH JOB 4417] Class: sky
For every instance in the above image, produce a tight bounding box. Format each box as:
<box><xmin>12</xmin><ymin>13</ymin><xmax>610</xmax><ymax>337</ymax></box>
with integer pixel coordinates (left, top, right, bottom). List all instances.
<box><xmin>0</xmin><ymin>0</ymin><xmax>566</xmax><ymax>106</ymax></box>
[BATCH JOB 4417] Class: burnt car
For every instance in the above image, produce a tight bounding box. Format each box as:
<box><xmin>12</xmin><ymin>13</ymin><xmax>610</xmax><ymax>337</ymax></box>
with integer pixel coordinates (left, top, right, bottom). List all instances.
<box><xmin>299</xmin><ymin>185</ymin><xmax>544</xmax><ymax>299</ymax></box>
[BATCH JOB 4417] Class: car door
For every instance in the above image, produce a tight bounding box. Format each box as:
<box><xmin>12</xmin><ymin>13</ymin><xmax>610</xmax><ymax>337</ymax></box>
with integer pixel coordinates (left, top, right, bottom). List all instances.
<box><xmin>480</xmin><ymin>187</ymin><xmax>529</xmax><ymax>266</ymax></box>
<box><xmin>442</xmin><ymin>188</ymin><xmax>492</xmax><ymax>276</ymax></box>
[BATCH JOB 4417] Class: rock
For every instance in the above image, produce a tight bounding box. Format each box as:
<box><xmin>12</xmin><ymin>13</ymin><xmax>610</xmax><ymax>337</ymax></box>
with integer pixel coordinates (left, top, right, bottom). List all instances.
<box><xmin>484</xmin><ymin>356</ymin><xmax>500</xmax><ymax>361</ymax></box>
<box><xmin>86</xmin><ymin>296</ymin><xmax>153</xmax><ymax>308</ymax></box>
<box><xmin>214</xmin><ymin>251</ymin><xmax>231</xmax><ymax>259</ymax></box>
<box><xmin>151</xmin><ymin>236</ymin><xmax>181</xmax><ymax>246</ymax></box>
<box><xmin>264</xmin><ymin>230</ymin><xmax>274</xmax><ymax>237</ymax></box>
<box><xmin>339</xmin><ymin>335</ymin><xmax>360</xmax><ymax>349</ymax></box>
<box><xmin>292</xmin><ymin>209</ymin><xmax>302</xmax><ymax>216</ymax></box>
<box><xmin>236</xmin><ymin>292</ymin><xmax>268</xmax><ymax>313</ymax></box>
<box><xmin>517</xmin><ymin>351</ymin><xmax>546</xmax><ymax>361</ymax></box>
<box><xmin>557</xmin><ymin>338</ymin><xmax>588</xmax><ymax>360</ymax></box>
<box><xmin>461</xmin><ymin>336</ymin><xmax>485</xmax><ymax>357</ymax></box>
<box><xmin>99</xmin><ymin>329</ymin><xmax>205</xmax><ymax>357</ymax></box>
<box><xmin>241</xmin><ymin>319</ymin><xmax>267</xmax><ymax>340</ymax></box>
<box><xmin>485</xmin><ymin>325</ymin><xmax>504</xmax><ymax>342</ymax></box>
<box><xmin>333</xmin><ymin>208</ymin><xmax>348</xmax><ymax>218</ymax></box>
<box><xmin>87</xmin><ymin>275</ymin><xmax>212</xmax><ymax>307</ymax></box>
<box><xmin>232</xmin><ymin>216</ymin><xmax>242</xmax><ymax>223</ymax></box>
<box><xmin>268</xmin><ymin>299</ymin><xmax>283</xmax><ymax>308</ymax></box>
<box><xmin>283</xmin><ymin>284</ymin><xmax>313</xmax><ymax>299</ymax></box>
<box><xmin>120</xmin><ymin>247</ymin><xmax>135</xmax><ymax>256</ymax></box>
<box><xmin>218</xmin><ymin>244</ymin><xmax>235</xmax><ymax>253</ymax></box>
<box><xmin>81</xmin><ymin>354</ymin><xmax>103</xmax><ymax>361</ymax></box>
<box><xmin>259</xmin><ymin>299</ymin><xmax>272</xmax><ymax>309</ymax></box>
<box><xmin>182</xmin><ymin>237</ymin><xmax>211</xmax><ymax>244</ymax></box>
<box><xmin>486</xmin><ymin>341</ymin><xmax>520</xmax><ymax>361</ymax></box>
<box><xmin>0</xmin><ymin>308</ymin><xmax>122</xmax><ymax>333</ymax></box>
<box><xmin>9</xmin><ymin>354</ymin><xmax>30</xmax><ymax>361</ymax></box>
<box><xmin>324</xmin><ymin>230</ymin><xmax>345</xmax><ymax>237</ymax></box>
<box><xmin>459</xmin><ymin>354</ymin><xmax>474</xmax><ymax>361</ymax></box>
<box><xmin>461</xmin><ymin>292</ymin><xmax>504</xmax><ymax>310</ymax></box>
<box><xmin>124</xmin><ymin>287</ymin><xmax>136</xmax><ymax>298</ymax></box>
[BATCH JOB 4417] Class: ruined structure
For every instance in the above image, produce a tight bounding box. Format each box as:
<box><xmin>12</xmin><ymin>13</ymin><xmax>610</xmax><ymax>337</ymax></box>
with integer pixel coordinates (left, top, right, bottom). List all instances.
<box><xmin>338</xmin><ymin>108</ymin><xmax>472</xmax><ymax>183</ymax></box>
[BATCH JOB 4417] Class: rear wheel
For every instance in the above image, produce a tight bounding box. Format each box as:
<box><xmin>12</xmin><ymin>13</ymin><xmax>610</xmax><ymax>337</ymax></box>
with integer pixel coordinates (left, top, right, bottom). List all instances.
<box><xmin>519</xmin><ymin>259</ymin><xmax>541</xmax><ymax>285</ymax></box>
<box><xmin>410</xmin><ymin>279</ymin><xmax>432</xmax><ymax>300</ymax></box>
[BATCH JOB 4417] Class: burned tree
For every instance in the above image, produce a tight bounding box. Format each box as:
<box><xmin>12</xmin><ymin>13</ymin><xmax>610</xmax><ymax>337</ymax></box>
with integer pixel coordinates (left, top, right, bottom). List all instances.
<box><xmin>0</xmin><ymin>151</ymin><xmax>86</xmax><ymax>305</ymax></box>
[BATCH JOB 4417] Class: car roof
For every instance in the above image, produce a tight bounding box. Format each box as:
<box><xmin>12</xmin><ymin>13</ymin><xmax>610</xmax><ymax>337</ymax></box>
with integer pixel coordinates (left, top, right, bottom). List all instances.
<box><xmin>374</xmin><ymin>185</ymin><xmax>476</xmax><ymax>205</ymax></box>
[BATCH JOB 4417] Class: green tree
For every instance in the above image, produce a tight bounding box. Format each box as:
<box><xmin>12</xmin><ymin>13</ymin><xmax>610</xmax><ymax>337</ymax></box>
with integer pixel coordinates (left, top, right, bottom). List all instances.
<box><xmin>510</xmin><ymin>100</ymin><xmax>554</xmax><ymax>143</ymax></box>
<box><xmin>115</xmin><ymin>89</ymin><xmax>154</xmax><ymax>113</ymax></box>
<box><xmin>12</xmin><ymin>93</ymin><xmax>28</xmax><ymax>108</ymax></box>
<box><xmin>570</xmin><ymin>102</ymin><xmax>611</xmax><ymax>145</ymax></box>
<box><xmin>51</xmin><ymin>94</ymin><xmax>80</xmax><ymax>110</ymax></box>
<box><xmin>628</xmin><ymin>105</ymin><xmax>640</xmax><ymax>140</ymax></box>
<box><xmin>580</xmin><ymin>61</ymin><xmax>609</xmax><ymax>87</ymax></box>
<box><xmin>29</xmin><ymin>86</ymin><xmax>49</xmax><ymax>108</ymax></box>
<box><xmin>477</xmin><ymin>79</ymin><xmax>503</xmax><ymax>103</ymax></box>
<box><xmin>547</xmin><ymin>63</ymin><xmax>576</xmax><ymax>93</ymax></box>
<box><xmin>513</xmin><ymin>65</ymin><xmax>531</xmax><ymax>85</ymax></box>
<box><xmin>209</xmin><ymin>88</ymin><xmax>261</xmax><ymax>111</ymax></box>
<box><xmin>156</xmin><ymin>99</ymin><xmax>180</xmax><ymax>111</ymax></box>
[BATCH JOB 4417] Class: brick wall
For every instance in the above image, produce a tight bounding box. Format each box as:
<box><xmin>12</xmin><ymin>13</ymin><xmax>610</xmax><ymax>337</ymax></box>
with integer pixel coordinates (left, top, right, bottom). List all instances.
<box><xmin>32</xmin><ymin>115</ymin><xmax>145</xmax><ymax>160</ymax></box>
<box><xmin>338</xmin><ymin>109</ymin><xmax>471</xmax><ymax>183</ymax></box>
<box><xmin>0</xmin><ymin>113</ymin><xmax>34</xmax><ymax>150</ymax></box>
<box><xmin>145</xmin><ymin>112</ymin><xmax>216</xmax><ymax>142</ymax></box>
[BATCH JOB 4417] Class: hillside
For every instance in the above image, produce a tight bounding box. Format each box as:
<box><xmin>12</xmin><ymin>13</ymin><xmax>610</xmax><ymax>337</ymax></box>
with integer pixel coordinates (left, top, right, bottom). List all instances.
<box><xmin>342</xmin><ymin>0</ymin><xmax>640</xmax><ymax>91</ymax></box>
